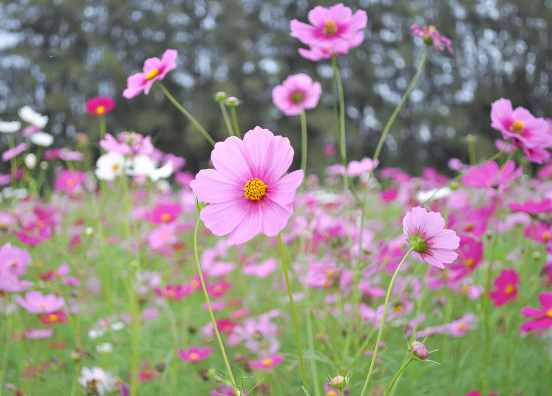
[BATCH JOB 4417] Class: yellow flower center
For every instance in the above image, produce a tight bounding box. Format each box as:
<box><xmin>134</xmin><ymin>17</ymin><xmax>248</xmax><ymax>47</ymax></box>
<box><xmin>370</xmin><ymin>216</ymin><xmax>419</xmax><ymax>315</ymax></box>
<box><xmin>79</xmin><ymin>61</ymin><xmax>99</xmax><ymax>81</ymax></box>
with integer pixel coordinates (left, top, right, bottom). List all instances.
<box><xmin>459</xmin><ymin>323</ymin><xmax>467</xmax><ymax>331</ymax></box>
<box><xmin>96</xmin><ymin>105</ymin><xmax>106</xmax><ymax>115</ymax></box>
<box><xmin>145</xmin><ymin>68</ymin><xmax>160</xmax><ymax>80</ymax></box>
<box><xmin>394</xmin><ymin>304</ymin><xmax>403</xmax><ymax>313</ymax></box>
<box><xmin>261</xmin><ymin>358</ymin><xmax>273</xmax><ymax>366</ymax></box>
<box><xmin>505</xmin><ymin>284</ymin><xmax>514</xmax><ymax>295</ymax></box>
<box><xmin>112</xmin><ymin>164</ymin><xmax>120</xmax><ymax>171</ymax></box>
<box><xmin>244</xmin><ymin>178</ymin><xmax>268</xmax><ymax>201</ymax></box>
<box><xmin>327</xmin><ymin>392</ymin><xmax>337</xmax><ymax>396</ymax></box>
<box><xmin>511</xmin><ymin>120</ymin><xmax>524</xmax><ymax>134</ymax></box>
<box><xmin>543</xmin><ymin>231</ymin><xmax>551</xmax><ymax>241</ymax></box>
<box><xmin>465</xmin><ymin>223</ymin><xmax>474</xmax><ymax>232</ymax></box>
<box><xmin>547</xmin><ymin>308</ymin><xmax>552</xmax><ymax>318</ymax></box>
<box><xmin>214</xmin><ymin>285</ymin><xmax>223</xmax><ymax>293</ymax></box>
<box><xmin>462</xmin><ymin>285</ymin><xmax>469</xmax><ymax>295</ymax></box>
<box><xmin>323</xmin><ymin>20</ymin><xmax>337</xmax><ymax>35</ymax></box>
<box><xmin>161</xmin><ymin>213</ymin><xmax>171</xmax><ymax>222</ymax></box>
<box><xmin>48</xmin><ymin>314</ymin><xmax>58</xmax><ymax>322</ymax></box>
<box><xmin>466</xmin><ymin>258</ymin><xmax>475</xmax><ymax>269</ymax></box>
<box><xmin>167</xmin><ymin>289</ymin><xmax>175</xmax><ymax>297</ymax></box>
<box><xmin>191</xmin><ymin>280</ymin><xmax>199</xmax><ymax>289</ymax></box>
<box><xmin>189</xmin><ymin>352</ymin><xmax>199</xmax><ymax>360</ymax></box>
<box><xmin>11</xmin><ymin>261</ymin><xmax>17</xmax><ymax>268</ymax></box>
<box><xmin>66</xmin><ymin>178</ymin><xmax>75</xmax><ymax>187</ymax></box>
<box><xmin>39</xmin><ymin>302</ymin><xmax>46</xmax><ymax>309</ymax></box>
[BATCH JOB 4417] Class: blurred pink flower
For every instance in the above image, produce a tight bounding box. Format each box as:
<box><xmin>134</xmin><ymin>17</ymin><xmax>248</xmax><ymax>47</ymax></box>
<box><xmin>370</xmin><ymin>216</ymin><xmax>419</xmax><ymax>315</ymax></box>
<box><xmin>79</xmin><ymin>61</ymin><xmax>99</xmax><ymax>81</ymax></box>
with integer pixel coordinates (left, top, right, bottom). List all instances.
<box><xmin>461</xmin><ymin>160</ymin><xmax>522</xmax><ymax>188</ymax></box>
<box><xmin>146</xmin><ymin>202</ymin><xmax>182</xmax><ymax>224</ymax></box>
<box><xmin>411</xmin><ymin>24</ymin><xmax>453</xmax><ymax>53</ymax></box>
<box><xmin>489</xmin><ymin>269</ymin><xmax>519</xmax><ymax>307</ymax></box>
<box><xmin>2</xmin><ymin>142</ymin><xmax>27</xmax><ymax>162</ymax></box>
<box><xmin>25</xmin><ymin>328</ymin><xmax>54</xmax><ymax>339</ymax></box>
<box><xmin>86</xmin><ymin>96</ymin><xmax>115</xmax><ymax>116</ymax></box>
<box><xmin>272</xmin><ymin>73</ymin><xmax>322</xmax><ymax>116</ymax></box>
<box><xmin>178</xmin><ymin>346</ymin><xmax>211</xmax><ymax>363</ymax></box>
<box><xmin>521</xmin><ymin>292</ymin><xmax>552</xmax><ymax>332</ymax></box>
<box><xmin>249</xmin><ymin>353</ymin><xmax>284</xmax><ymax>370</ymax></box>
<box><xmin>55</xmin><ymin>170</ymin><xmax>85</xmax><ymax>194</ymax></box>
<box><xmin>154</xmin><ymin>284</ymin><xmax>190</xmax><ymax>300</ymax></box>
<box><xmin>191</xmin><ymin>127</ymin><xmax>303</xmax><ymax>245</ymax></box>
<box><xmin>17</xmin><ymin>291</ymin><xmax>65</xmax><ymax>314</ymax></box>
<box><xmin>509</xmin><ymin>198</ymin><xmax>552</xmax><ymax>215</ymax></box>
<box><xmin>123</xmin><ymin>49</ymin><xmax>177</xmax><ymax>98</ymax></box>
<box><xmin>0</xmin><ymin>243</ymin><xmax>30</xmax><ymax>277</ymax></box>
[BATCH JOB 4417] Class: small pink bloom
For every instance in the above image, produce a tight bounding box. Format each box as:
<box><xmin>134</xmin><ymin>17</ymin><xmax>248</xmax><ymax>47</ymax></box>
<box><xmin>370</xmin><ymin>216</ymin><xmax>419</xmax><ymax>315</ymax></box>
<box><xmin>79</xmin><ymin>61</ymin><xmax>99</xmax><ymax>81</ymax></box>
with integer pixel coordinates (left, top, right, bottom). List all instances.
<box><xmin>86</xmin><ymin>96</ymin><xmax>115</xmax><ymax>116</ymax></box>
<box><xmin>403</xmin><ymin>206</ymin><xmax>460</xmax><ymax>269</ymax></box>
<box><xmin>16</xmin><ymin>291</ymin><xmax>65</xmax><ymax>314</ymax></box>
<box><xmin>154</xmin><ymin>284</ymin><xmax>190</xmax><ymax>300</ymax></box>
<box><xmin>521</xmin><ymin>292</ymin><xmax>552</xmax><ymax>332</ymax></box>
<box><xmin>524</xmin><ymin>221</ymin><xmax>552</xmax><ymax>244</ymax></box>
<box><xmin>445</xmin><ymin>313</ymin><xmax>478</xmax><ymax>337</ymax></box>
<box><xmin>55</xmin><ymin>170</ymin><xmax>86</xmax><ymax>194</ymax></box>
<box><xmin>0</xmin><ymin>243</ymin><xmax>31</xmax><ymax>277</ymax></box>
<box><xmin>146</xmin><ymin>202</ymin><xmax>182</xmax><ymax>224</ymax></box>
<box><xmin>249</xmin><ymin>353</ymin><xmax>284</xmax><ymax>370</ymax></box>
<box><xmin>272</xmin><ymin>73</ymin><xmax>322</xmax><ymax>116</ymax></box>
<box><xmin>462</xmin><ymin>160</ymin><xmax>522</xmax><ymax>188</ymax></box>
<box><xmin>509</xmin><ymin>198</ymin><xmax>552</xmax><ymax>215</ymax></box>
<box><xmin>489</xmin><ymin>269</ymin><xmax>519</xmax><ymax>307</ymax></box>
<box><xmin>149</xmin><ymin>223</ymin><xmax>178</xmax><ymax>250</ymax></box>
<box><xmin>123</xmin><ymin>49</ymin><xmax>178</xmax><ymax>98</ymax></box>
<box><xmin>242</xmin><ymin>258</ymin><xmax>277</xmax><ymax>278</ymax></box>
<box><xmin>207</xmin><ymin>279</ymin><xmax>233</xmax><ymax>298</ymax></box>
<box><xmin>411</xmin><ymin>24</ymin><xmax>453</xmax><ymax>53</ymax></box>
<box><xmin>449</xmin><ymin>236</ymin><xmax>483</xmax><ymax>279</ymax></box>
<box><xmin>190</xmin><ymin>127</ymin><xmax>304</xmax><ymax>245</ymax></box>
<box><xmin>39</xmin><ymin>311</ymin><xmax>68</xmax><ymax>325</ymax></box>
<box><xmin>177</xmin><ymin>346</ymin><xmax>211</xmax><ymax>362</ymax></box>
<box><xmin>323</xmin><ymin>144</ymin><xmax>336</xmax><ymax>155</ymax></box>
<box><xmin>25</xmin><ymin>328</ymin><xmax>54</xmax><ymax>339</ymax></box>
<box><xmin>2</xmin><ymin>142</ymin><xmax>27</xmax><ymax>162</ymax></box>
<box><xmin>0</xmin><ymin>272</ymin><xmax>32</xmax><ymax>292</ymax></box>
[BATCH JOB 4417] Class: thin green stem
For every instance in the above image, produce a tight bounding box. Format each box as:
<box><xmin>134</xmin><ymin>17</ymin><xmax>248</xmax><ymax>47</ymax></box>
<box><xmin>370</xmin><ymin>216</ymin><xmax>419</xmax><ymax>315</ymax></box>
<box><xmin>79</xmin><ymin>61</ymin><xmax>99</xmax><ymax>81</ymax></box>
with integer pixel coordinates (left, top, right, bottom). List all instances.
<box><xmin>300</xmin><ymin>110</ymin><xmax>308</xmax><ymax>178</ymax></box>
<box><xmin>99</xmin><ymin>116</ymin><xmax>106</xmax><ymax>150</ymax></box>
<box><xmin>158</xmin><ymin>82</ymin><xmax>216</xmax><ymax>146</ymax></box>
<box><xmin>219</xmin><ymin>102</ymin><xmax>234</xmax><ymax>137</ymax></box>
<box><xmin>467</xmin><ymin>139</ymin><xmax>476</xmax><ymax>165</ymax></box>
<box><xmin>0</xmin><ymin>296</ymin><xmax>12</xmax><ymax>396</ymax></box>
<box><xmin>383</xmin><ymin>358</ymin><xmax>414</xmax><ymax>396</ymax></box>
<box><xmin>278</xmin><ymin>233</ymin><xmax>308</xmax><ymax>391</ymax></box>
<box><xmin>331</xmin><ymin>56</ymin><xmax>349</xmax><ymax>192</ymax></box>
<box><xmin>7</xmin><ymin>134</ymin><xmax>16</xmax><ymax>190</ymax></box>
<box><xmin>359</xmin><ymin>247</ymin><xmax>414</xmax><ymax>396</ymax></box>
<box><xmin>193</xmin><ymin>216</ymin><xmax>238</xmax><ymax>391</ymax></box>
<box><xmin>230</xmin><ymin>107</ymin><xmax>241</xmax><ymax>138</ymax></box>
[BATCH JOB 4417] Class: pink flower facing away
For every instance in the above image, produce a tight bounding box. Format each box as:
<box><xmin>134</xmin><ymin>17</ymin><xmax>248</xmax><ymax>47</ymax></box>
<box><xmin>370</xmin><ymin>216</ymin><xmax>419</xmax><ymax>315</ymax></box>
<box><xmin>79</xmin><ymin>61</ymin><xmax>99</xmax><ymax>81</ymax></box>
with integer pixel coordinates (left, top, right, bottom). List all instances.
<box><xmin>489</xmin><ymin>269</ymin><xmax>519</xmax><ymax>307</ymax></box>
<box><xmin>491</xmin><ymin>98</ymin><xmax>552</xmax><ymax>164</ymax></box>
<box><xmin>54</xmin><ymin>170</ymin><xmax>86</xmax><ymax>194</ymax></box>
<box><xmin>190</xmin><ymin>126</ymin><xmax>304</xmax><ymax>245</ymax></box>
<box><xmin>290</xmin><ymin>3</ymin><xmax>367</xmax><ymax>61</ymax></box>
<box><xmin>85</xmin><ymin>96</ymin><xmax>115</xmax><ymax>116</ymax></box>
<box><xmin>249</xmin><ymin>353</ymin><xmax>284</xmax><ymax>370</ymax></box>
<box><xmin>2</xmin><ymin>142</ymin><xmax>27</xmax><ymax>162</ymax></box>
<box><xmin>509</xmin><ymin>198</ymin><xmax>552</xmax><ymax>215</ymax></box>
<box><xmin>272</xmin><ymin>73</ymin><xmax>322</xmax><ymax>116</ymax></box>
<box><xmin>177</xmin><ymin>346</ymin><xmax>211</xmax><ymax>363</ymax></box>
<box><xmin>17</xmin><ymin>291</ymin><xmax>65</xmax><ymax>314</ymax></box>
<box><xmin>123</xmin><ymin>49</ymin><xmax>177</xmax><ymax>98</ymax></box>
<box><xmin>411</xmin><ymin>24</ymin><xmax>453</xmax><ymax>53</ymax></box>
<box><xmin>100</xmin><ymin>132</ymin><xmax>154</xmax><ymax>156</ymax></box>
<box><xmin>521</xmin><ymin>292</ymin><xmax>552</xmax><ymax>332</ymax></box>
<box><xmin>461</xmin><ymin>160</ymin><xmax>522</xmax><ymax>188</ymax></box>
<box><xmin>403</xmin><ymin>206</ymin><xmax>460</xmax><ymax>269</ymax></box>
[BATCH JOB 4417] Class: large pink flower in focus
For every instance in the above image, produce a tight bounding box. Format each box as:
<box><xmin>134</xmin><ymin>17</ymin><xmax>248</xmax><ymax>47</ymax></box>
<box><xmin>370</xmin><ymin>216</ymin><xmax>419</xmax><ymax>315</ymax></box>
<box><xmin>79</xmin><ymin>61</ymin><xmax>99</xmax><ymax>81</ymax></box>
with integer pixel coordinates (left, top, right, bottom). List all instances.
<box><xmin>272</xmin><ymin>74</ymin><xmax>322</xmax><ymax>116</ymax></box>
<box><xmin>521</xmin><ymin>292</ymin><xmax>552</xmax><ymax>332</ymax></box>
<box><xmin>402</xmin><ymin>206</ymin><xmax>460</xmax><ymax>269</ymax></box>
<box><xmin>123</xmin><ymin>49</ymin><xmax>178</xmax><ymax>99</ymax></box>
<box><xmin>190</xmin><ymin>127</ymin><xmax>304</xmax><ymax>245</ymax></box>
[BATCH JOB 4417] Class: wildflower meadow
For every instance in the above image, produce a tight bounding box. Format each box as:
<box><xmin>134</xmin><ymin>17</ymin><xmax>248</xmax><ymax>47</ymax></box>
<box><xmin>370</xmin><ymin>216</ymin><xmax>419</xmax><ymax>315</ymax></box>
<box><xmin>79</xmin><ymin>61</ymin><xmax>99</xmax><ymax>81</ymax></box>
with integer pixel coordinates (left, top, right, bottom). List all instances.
<box><xmin>1</xmin><ymin>3</ymin><xmax>552</xmax><ymax>396</ymax></box>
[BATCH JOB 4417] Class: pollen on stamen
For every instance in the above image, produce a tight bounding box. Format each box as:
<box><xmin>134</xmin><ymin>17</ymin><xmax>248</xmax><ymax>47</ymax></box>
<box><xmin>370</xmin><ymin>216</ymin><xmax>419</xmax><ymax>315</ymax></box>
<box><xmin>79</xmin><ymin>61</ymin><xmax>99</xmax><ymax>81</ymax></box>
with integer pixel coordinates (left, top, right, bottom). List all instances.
<box><xmin>323</xmin><ymin>20</ymin><xmax>337</xmax><ymax>35</ymax></box>
<box><xmin>511</xmin><ymin>120</ymin><xmax>525</xmax><ymax>134</ymax></box>
<box><xmin>244</xmin><ymin>178</ymin><xmax>268</xmax><ymax>201</ymax></box>
<box><xmin>145</xmin><ymin>68</ymin><xmax>160</xmax><ymax>81</ymax></box>
<box><xmin>96</xmin><ymin>105</ymin><xmax>106</xmax><ymax>115</ymax></box>
<box><xmin>505</xmin><ymin>284</ymin><xmax>515</xmax><ymax>295</ymax></box>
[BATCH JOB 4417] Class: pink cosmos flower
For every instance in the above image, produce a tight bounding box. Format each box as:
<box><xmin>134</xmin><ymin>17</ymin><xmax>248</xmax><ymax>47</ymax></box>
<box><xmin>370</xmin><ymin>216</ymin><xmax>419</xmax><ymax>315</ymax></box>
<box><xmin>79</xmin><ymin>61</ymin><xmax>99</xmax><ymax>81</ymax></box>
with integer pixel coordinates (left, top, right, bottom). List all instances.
<box><xmin>146</xmin><ymin>202</ymin><xmax>182</xmax><ymax>224</ymax></box>
<box><xmin>509</xmin><ymin>198</ymin><xmax>552</xmax><ymax>215</ymax></box>
<box><xmin>489</xmin><ymin>269</ymin><xmax>519</xmax><ymax>307</ymax></box>
<box><xmin>411</xmin><ymin>24</ymin><xmax>453</xmax><ymax>53</ymax></box>
<box><xmin>461</xmin><ymin>160</ymin><xmax>522</xmax><ymax>188</ymax></box>
<box><xmin>2</xmin><ymin>142</ymin><xmax>27</xmax><ymax>162</ymax></box>
<box><xmin>490</xmin><ymin>98</ymin><xmax>551</xmax><ymax>163</ymax></box>
<box><xmin>242</xmin><ymin>258</ymin><xmax>278</xmax><ymax>278</ymax></box>
<box><xmin>0</xmin><ymin>243</ymin><xmax>31</xmax><ymax>277</ymax></box>
<box><xmin>154</xmin><ymin>284</ymin><xmax>190</xmax><ymax>300</ymax></box>
<box><xmin>123</xmin><ymin>49</ymin><xmax>177</xmax><ymax>98</ymax></box>
<box><xmin>521</xmin><ymin>292</ymin><xmax>552</xmax><ymax>332</ymax></box>
<box><xmin>465</xmin><ymin>392</ymin><xmax>498</xmax><ymax>396</ymax></box>
<box><xmin>17</xmin><ymin>291</ymin><xmax>65</xmax><ymax>314</ymax></box>
<box><xmin>207</xmin><ymin>279</ymin><xmax>232</xmax><ymax>298</ymax></box>
<box><xmin>290</xmin><ymin>4</ymin><xmax>367</xmax><ymax>54</ymax></box>
<box><xmin>403</xmin><ymin>206</ymin><xmax>460</xmax><ymax>269</ymax></box>
<box><xmin>524</xmin><ymin>221</ymin><xmax>551</xmax><ymax>244</ymax></box>
<box><xmin>449</xmin><ymin>236</ymin><xmax>483</xmax><ymax>279</ymax></box>
<box><xmin>249</xmin><ymin>353</ymin><xmax>284</xmax><ymax>370</ymax></box>
<box><xmin>100</xmin><ymin>132</ymin><xmax>154</xmax><ymax>156</ymax></box>
<box><xmin>0</xmin><ymin>272</ymin><xmax>32</xmax><ymax>292</ymax></box>
<box><xmin>190</xmin><ymin>126</ymin><xmax>304</xmax><ymax>245</ymax></box>
<box><xmin>39</xmin><ymin>311</ymin><xmax>68</xmax><ymax>325</ymax></box>
<box><xmin>272</xmin><ymin>74</ymin><xmax>322</xmax><ymax>116</ymax></box>
<box><xmin>149</xmin><ymin>223</ymin><xmax>178</xmax><ymax>250</ymax></box>
<box><xmin>55</xmin><ymin>170</ymin><xmax>86</xmax><ymax>194</ymax></box>
<box><xmin>25</xmin><ymin>328</ymin><xmax>54</xmax><ymax>339</ymax></box>
<box><xmin>445</xmin><ymin>312</ymin><xmax>478</xmax><ymax>337</ymax></box>
<box><xmin>86</xmin><ymin>96</ymin><xmax>115</xmax><ymax>116</ymax></box>
<box><xmin>538</xmin><ymin>163</ymin><xmax>552</xmax><ymax>180</ymax></box>
<box><xmin>177</xmin><ymin>346</ymin><xmax>211</xmax><ymax>362</ymax></box>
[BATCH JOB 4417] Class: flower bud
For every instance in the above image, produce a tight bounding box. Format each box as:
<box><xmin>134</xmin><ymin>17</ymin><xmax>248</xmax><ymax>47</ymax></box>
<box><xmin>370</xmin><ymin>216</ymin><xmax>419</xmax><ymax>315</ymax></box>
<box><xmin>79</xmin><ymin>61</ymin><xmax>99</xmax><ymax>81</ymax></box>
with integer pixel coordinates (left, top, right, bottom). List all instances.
<box><xmin>411</xmin><ymin>341</ymin><xmax>429</xmax><ymax>360</ymax></box>
<box><xmin>329</xmin><ymin>375</ymin><xmax>346</xmax><ymax>389</ymax></box>
<box><xmin>225</xmin><ymin>96</ymin><xmax>241</xmax><ymax>107</ymax></box>
<box><xmin>214</xmin><ymin>91</ymin><xmax>227</xmax><ymax>102</ymax></box>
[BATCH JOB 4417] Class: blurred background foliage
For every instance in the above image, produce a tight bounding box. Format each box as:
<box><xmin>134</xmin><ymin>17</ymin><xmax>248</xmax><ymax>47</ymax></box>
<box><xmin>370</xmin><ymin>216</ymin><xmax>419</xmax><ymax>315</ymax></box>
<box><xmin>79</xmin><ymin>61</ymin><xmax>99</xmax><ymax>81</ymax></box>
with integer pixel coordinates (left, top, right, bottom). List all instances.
<box><xmin>0</xmin><ymin>0</ymin><xmax>551</xmax><ymax>175</ymax></box>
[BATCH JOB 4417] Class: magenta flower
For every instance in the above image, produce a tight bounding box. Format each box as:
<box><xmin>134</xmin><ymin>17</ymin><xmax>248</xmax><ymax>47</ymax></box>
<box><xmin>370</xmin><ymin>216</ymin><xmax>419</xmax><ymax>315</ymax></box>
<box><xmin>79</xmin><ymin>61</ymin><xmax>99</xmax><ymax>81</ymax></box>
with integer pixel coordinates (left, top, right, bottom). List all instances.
<box><xmin>190</xmin><ymin>127</ymin><xmax>304</xmax><ymax>245</ymax></box>
<box><xmin>2</xmin><ymin>142</ymin><xmax>27</xmax><ymax>162</ymax></box>
<box><xmin>411</xmin><ymin>24</ymin><xmax>453</xmax><ymax>53</ymax></box>
<box><xmin>509</xmin><ymin>198</ymin><xmax>552</xmax><ymax>215</ymax></box>
<box><xmin>461</xmin><ymin>160</ymin><xmax>522</xmax><ymax>188</ymax></box>
<box><xmin>272</xmin><ymin>74</ymin><xmax>322</xmax><ymax>116</ymax></box>
<box><xmin>146</xmin><ymin>202</ymin><xmax>182</xmax><ymax>224</ymax></box>
<box><xmin>54</xmin><ymin>170</ymin><xmax>85</xmax><ymax>194</ymax></box>
<box><xmin>17</xmin><ymin>291</ymin><xmax>65</xmax><ymax>314</ymax></box>
<box><xmin>521</xmin><ymin>292</ymin><xmax>552</xmax><ymax>332</ymax></box>
<box><xmin>177</xmin><ymin>346</ymin><xmax>211</xmax><ymax>363</ymax></box>
<box><xmin>491</xmin><ymin>98</ymin><xmax>551</xmax><ymax>164</ymax></box>
<box><xmin>402</xmin><ymin>206</ymin><xmax>460</xmax><ymax>269</ymax></box>
<box><xmin>122</xmin><ymin>49</ymin><xmax>177</xmax><ymax>99</ymax></box>
<box><xmin>489</xmin><ymin>269</ymin><xmax>519</xmax><ymax>307</ymax></box>
<box><xmin>524</xmin><ymin>221</ymin><xmax>551</xmax><ymax>244</ymax></box>
<box><xmin>249</xmin><ymin>353</ymin><xmax>284</xmax><ymax>370</ymax></box>
<box><xmin>86</xmin><ymin>96</ymin><xmax>115</xmax><ymax>116</ymax></box>
<box><xmin>291</xmin><ymin>3</ymin><xmax>367</xmax><ymax>60</ymax></box>
<box><xmin>154</xmin><ymin>284</ymin><xmax>190</xmax><ymax>300</ymax></box>
<box><xmin>449</xmin><ymin>236</ymin><xmax>483</xmax><ymax>279</ymax></box>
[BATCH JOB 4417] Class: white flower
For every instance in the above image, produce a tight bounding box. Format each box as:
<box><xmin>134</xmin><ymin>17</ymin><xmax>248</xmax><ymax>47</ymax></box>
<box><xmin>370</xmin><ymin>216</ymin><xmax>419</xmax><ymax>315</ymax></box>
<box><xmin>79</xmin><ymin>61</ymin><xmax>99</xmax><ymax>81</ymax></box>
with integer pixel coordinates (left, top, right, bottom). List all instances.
<box><xmin>88</xmin><ymin>328</ymin><xmax>105</xmax><ymax>339</ymax></box>
<box><xmin>24</xmin><ymin>153</ymin><xmax>37</xmax><ymax>169</ymax></box>
<box><xmin>78</xmin><ymin>367</ymin><xmax>116</xmax><ymax>395</ymax></box>
<box><xmin>29</xmin><ymin>132</ymin><xmax>54</xmax><ymax>147</ymax></box>
<box><xmin>96</xmin><ymin>343</ymin><xmax>113</xmax><ymax>354</ymax></box>
<box><xmin>0</xmin><ymin>120</ymin><xmax>21</xmax><ymax>133</ymax></box>
<box><xmin>110</xmin><ymin>321</ymin><xmax>124</xmax><ymax>331</ymax></box>
<box><xmin>416</xmin><ymin>187</ymin><xmax>452</xmax><ymax>203</ymax></box>
<box><xmin>127</xmin><ymin>154</ymin><xmax>173</xmax><ymax>182</ymax></box>
<box><xmin>95</xmin><ymin>152</ymin><xmax>126</xmax><ymax>181</ymax></box>
<box><xmin>18</xmin><ymin>106</ymin><xmax>48</xmax><ymax>129</ymax></box>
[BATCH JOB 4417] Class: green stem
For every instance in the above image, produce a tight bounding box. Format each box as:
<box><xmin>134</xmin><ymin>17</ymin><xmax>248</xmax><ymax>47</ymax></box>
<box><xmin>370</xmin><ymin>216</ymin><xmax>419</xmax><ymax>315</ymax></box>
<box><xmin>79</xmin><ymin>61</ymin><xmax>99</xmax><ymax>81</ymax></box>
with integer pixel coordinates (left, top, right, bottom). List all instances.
<box><xmin>230</xmin><ymin>107</ymin><xmax>241</xmax><ymax>138</ymax></box>
<box><xmin>193</xmin><ymin>216</ymin><xmax>238</xmax><ymax>391</ymax></box>
<box><xmin>383</xmin><ymin>358</ymin><xmax>414</xmax><ymax>396</ymax></box>
<box><xmin>278</xmin><ymin>233</ymin><xmax>308</xmax><ymax>391</ymax></box>
<box><xmin>331</xmin><ymin>56</ymin><xmax>349</xmax><ymax>192</ymax></box>
<box><xmin>372</xmin><ymin>47</ymin><xmax>428</xmax><ymax>164</ymax></box>
<box><xmin>467</xmin><ymin>139</ymin><xmax>476</xmax><ymax>165</ymax></box>
<box><xmin>359</xmin><ymin>248</ymin><xmax>414</xmax><ymax>396</ymax></box>
<box><xmin>99</xmin><ymin>116</ymin><xmax>106</xmax><ymax>148</ymax></box>
<box><xmin>157</xmin><ymin>82</ymin><xmax>216</xmax><ymax>146</ymax></box>
<box><xmin>300</xmin><ymin>110</ymin><xmax>308</xmax><ymax>178</ymax></box>
<box><xmin>219</xmin><ymin>102</ymin><xmax>234</xmax><ymax>137</ymax></box>
<box><xmin>0</xmin><ymin>296</ymin><xmax>11</xmax><ymax>396</ymax></box>
<box><xmin>7</xmin><ymin>134</ymin><xmax>16</xmax><ymax>191</ymax></box>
